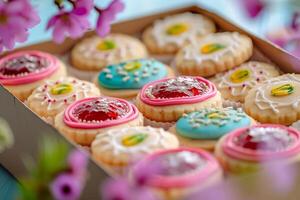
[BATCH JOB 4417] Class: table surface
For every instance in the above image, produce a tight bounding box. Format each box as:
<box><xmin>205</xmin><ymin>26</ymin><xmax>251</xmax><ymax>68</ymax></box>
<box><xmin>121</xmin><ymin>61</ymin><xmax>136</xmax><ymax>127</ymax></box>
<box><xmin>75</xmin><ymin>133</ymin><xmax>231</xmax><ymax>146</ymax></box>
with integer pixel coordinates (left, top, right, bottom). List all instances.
<box><xmin>0</xmin><ymin>0</ymin><xmax>290</xmax><ymax>199</ymax></box>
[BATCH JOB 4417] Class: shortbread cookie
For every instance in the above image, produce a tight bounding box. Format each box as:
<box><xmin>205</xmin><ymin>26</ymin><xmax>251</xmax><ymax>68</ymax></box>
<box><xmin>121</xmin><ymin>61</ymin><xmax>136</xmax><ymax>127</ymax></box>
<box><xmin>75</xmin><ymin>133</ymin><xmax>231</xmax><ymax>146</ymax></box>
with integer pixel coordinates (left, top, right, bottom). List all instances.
<box><xmin>136</xmin><ymin>76</ymin><xmax>222</xmax><ymax>125</ymax></box>
<box><xmin>91</xmin><ymin>126</ymin><xmax>178</xmax><ymax>174</ymax></box>
<box><xmin>95</xmin><ymin>59</ymin><xmax>174</xmax><ymax>100</ymax></box>
<box><xmin>142</xmin><ymin>12</ymin><xmax>216</xmax><ymax>54</ymax></box>
<box><xmin>244</xmin><ymin>74</ymin><xmax>300</xmax><ymax>125</ymax></box>
<box><xmin>55</xmin><ymin>97</ymin><xmax>143</xmax><ymax>146</ymax></box>
<box><xmin>27</xmin><ymin>77</ymin><xmax>100</xmax><ymax>124</ymax></box>
<box><xmin>211</xmin><ymin>61</ymin><xmax>280</xmax><ymax>103</ymax></box>
<box><xmin>71</xmin><ymin>34</ymin><xmax>148</xmax><ymax>71</ymax></box>
<box><xmin>169</xmin><ymin>107</ymin><xmax>253</xmax><ymax>151</ymax></box>
<box><xmin>215</xmin><ymin>124</ymin><xmax>300</xmax><ymax>174</ymax></box>
<box><xmin>0</xmin><ymin>51</ymin><xmax>66</xmax><ymax>101</ymax></box>
<box><xmin>174</xmin><ymin>32</ymin><xmax>253</xmax><ymax>77</ymax></box>
<box><xmin>131</xmin><ymin>148</ymin><xmax>223</xmax><ymax>200</ymax></box>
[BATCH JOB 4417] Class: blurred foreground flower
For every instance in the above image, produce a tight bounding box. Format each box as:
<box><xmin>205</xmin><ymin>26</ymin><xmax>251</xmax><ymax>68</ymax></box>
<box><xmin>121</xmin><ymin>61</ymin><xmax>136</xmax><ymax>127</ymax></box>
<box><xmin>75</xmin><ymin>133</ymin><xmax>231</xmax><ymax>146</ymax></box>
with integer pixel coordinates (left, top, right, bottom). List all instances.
<box><xmin>0</xmin><ymin>0</ymin><xmax>40</xmax><ymax>51</ymax></box>
<box><xmin>50</xmin><ymin>173</ymin><xmax>83</xmax><ymax>200</ymax></box>
<box><xmin>19</xmin><ymin>136</ymin><xmax>88</xmax><ymax>200</ymax></box>
<box><xmin>0</xmin><ymin>117</ymin><xmax>14</xmax><ymax>153</ymax></box>
<box><xmin>101</xmin><ymin>159</ymin><xmax>160</xmax><ymax>200</ymax></box>
<box><xmin>96</xmin><ymin>0</ymin><xmax>125</xmax><ymax>37</ymax></box>
<box><xmin>238</xmin><ymin>0</ymin><xmax>266</xmax><ymax>18</ymax></box>
<box><xmin>47</xmin><ymin>0</ymin><xmax>93</xmax><ymax>43</ymax></box>
<box><xmin>267</xmin><ymin>12</ymin><xmax>300</xmax><ymax>58</ymax></box>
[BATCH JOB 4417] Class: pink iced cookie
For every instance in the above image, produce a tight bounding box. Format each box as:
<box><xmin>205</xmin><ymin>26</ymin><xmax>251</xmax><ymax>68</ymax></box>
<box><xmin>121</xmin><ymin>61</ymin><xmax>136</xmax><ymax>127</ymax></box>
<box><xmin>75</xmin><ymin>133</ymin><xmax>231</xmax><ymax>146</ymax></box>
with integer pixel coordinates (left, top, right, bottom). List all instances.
<box><xmin>132</xmin><ymin>148</ymin><xmax>223</xmax><ymax>199</ymax></box>
<box><xmin>55</xmin><ymin>96</ymin><xmax>143</xmax><ymax>146</ymax></box>
<box><xmin>136</xmin><ymin>76</ymin><xmax>222</xmax><ymax>125</ymax></box>
<box><xmin>215</xmin><ymin>124</ymin><xmax>300</xmax><ymax>173</ymax></box>
<box><xmin>0</xmin><ymin>50</ymin><xmax>66</xmax><ymax>101</ymax></box>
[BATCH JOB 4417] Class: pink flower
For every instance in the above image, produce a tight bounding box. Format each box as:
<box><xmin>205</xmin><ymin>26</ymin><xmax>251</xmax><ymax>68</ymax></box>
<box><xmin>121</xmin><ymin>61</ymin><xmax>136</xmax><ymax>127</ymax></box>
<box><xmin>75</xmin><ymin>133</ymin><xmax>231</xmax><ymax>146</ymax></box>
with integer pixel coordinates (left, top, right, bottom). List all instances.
<box><xmin>50</xmin><ymin>173</ymin><xmax>83</xmax><ymax>200</ymax></box>
<box><xmin>291</xmin><ymin>11</ymin><xmax>300</xmax><ymax>31</ymax></box>
<box><xmin>74</xmin><ymin>0</ymin><xmax>94</xmax><ymax>15</ymax></box>
<box><xmin>239</xmin><ymin>0</ymin><xmax>265</xmax><ymax>18</ymax></box>
<box><xmin>0</xmin><ymin>0</ymin><xmax>40</xmax><ymax>51</ymax></box>
<box><xmin>96</xmin><ymin>0</ymin><xmax>125</xmax><ymax>37</ymax></box>
<box><xmin>68</xmin><ymin>149</ymin><xmax>88</xmax><ymax>178</ymax></box>
<box><xmin>47</xmin><ymin>0</ymin><xmax>93</xmax><ymax>44</ymax></box>
<box><xmin>47</xmin><ymin>10</ymin><xmax>90</xmax><ymax>44</ymax></box>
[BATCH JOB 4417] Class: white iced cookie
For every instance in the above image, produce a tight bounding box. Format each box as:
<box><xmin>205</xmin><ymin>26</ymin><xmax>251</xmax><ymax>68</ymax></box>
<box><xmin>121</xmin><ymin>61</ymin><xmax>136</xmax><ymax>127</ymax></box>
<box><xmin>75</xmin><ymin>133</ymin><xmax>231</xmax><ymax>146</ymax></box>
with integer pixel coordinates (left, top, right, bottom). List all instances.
<box><xmin>71</xmin><ymin>34</ymin><xmax>148</xmax><ymax>71</ymax></box>
<box><xmin>91</xmin><ymin>126</ymin><xmax>179</xmax><ymax>173</ymax></box>
<box><xmin>26</xmin><ymin>77</ymin><xmax>100</xmax><ymax>124</ymax></box>
<box><xmin>211</xmin><ymin>61</ymin><xmax>280</xmax><ymax>103</ymax></box>
<box><xmin>142</xmin><ymin>12</ymin><xmax>216</xmax><ymax>54</ymax></box>
<box><xmin>175</xmin><ymin>32</ymin><xmax>253</xmax><ymax>77</ymax></box>
<box><xmin>244</xmin><ymin>74</ymin><xmax>300</xmax><ymax>125</ymax></box>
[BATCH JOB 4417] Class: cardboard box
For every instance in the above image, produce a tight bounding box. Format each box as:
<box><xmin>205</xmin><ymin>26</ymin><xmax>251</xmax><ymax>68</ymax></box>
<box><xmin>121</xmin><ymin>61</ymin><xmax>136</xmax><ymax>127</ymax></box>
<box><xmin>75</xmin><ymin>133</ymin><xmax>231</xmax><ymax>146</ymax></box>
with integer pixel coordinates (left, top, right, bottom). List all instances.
<box><xmin>1</xmin><ymin>5</ymin><xmax>300</xmax><ymax>199</ymax></box>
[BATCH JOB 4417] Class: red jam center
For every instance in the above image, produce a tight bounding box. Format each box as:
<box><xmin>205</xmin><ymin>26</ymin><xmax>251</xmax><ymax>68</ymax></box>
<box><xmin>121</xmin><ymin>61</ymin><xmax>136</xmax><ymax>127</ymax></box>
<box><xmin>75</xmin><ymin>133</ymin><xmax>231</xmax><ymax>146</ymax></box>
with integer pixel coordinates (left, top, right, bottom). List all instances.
<box><xmin>0</xmin><ymin>55</ymin><xmax>49</xmax><ymax>76</ymax></box>
<box><xmin>234</xmin><ymin>127</ymin><xmax>294</xmax><ymax>152</ymax></box>
<box><xmin>158</xmin><ymin>151</ymin><xmax>206</xmax><ymax>176</ymax></box>
<box><xmin>72</xmin><ymin>98</ymin><xmax>129</xmax><ymax>122</ymax></box>
<box><xmin>148</xmin><ymin>77</ymin><xmax>208</xmax><ymax>99</ymax></box>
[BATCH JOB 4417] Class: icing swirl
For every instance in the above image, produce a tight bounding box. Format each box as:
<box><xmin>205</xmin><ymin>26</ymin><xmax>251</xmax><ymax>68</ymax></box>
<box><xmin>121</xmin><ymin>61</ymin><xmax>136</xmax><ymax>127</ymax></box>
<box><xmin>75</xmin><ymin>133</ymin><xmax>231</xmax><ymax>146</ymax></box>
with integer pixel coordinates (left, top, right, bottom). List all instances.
<box><xmin>223</xmin><ymin>124</ymin><xmax>300</xmax><ymax>161</ymax></box>
<box><xmin>0</xmin><ymin>51</ymin><xmax>59</xmax><ymax>85</ymax></box>
<box><xmin>140</xmin><ymin>76</ymin><xmax>217</xmax><ymax>106</ymax></box>
<box><xmin>64</xmin><ymin>97</ymin><xmax>139</xmax><ymax>129</ymax></box>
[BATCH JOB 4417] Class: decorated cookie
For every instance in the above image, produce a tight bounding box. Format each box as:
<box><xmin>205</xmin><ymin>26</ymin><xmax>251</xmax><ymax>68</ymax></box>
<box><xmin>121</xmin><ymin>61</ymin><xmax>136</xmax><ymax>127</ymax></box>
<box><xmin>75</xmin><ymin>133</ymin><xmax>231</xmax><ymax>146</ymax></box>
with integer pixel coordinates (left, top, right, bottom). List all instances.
<box><xmin>91</xmin><ymin>126</ymin><xmax>178</xmax><ymax>174</ymax></box>
<box><xmin>174</xmin><ymin>32</ymin><xmax>253</xmax><ymax>77</ymax></box>
<box><xmin>55</xmin><ymin>97</ymin><xmax>144</xmax><ymax>146</ymax></box>
<box><xmin>211</xmin><ymin>61</ymin><xmax>280</xmax><ymax>103</ymax></box>
<box><xmin>169</xmin><ymin>107</ymin><xmax>253</xmax><ymax>151</ymax></box>
<box><xmin>142</xmin><ymin>12</ymin><xmax>216</xmax><ymax>54</ymax></box>
<box><xmin>95</xmin><ymin>59</ymin><xmax>174</xmax><ymax>100</ymax></box>
<box><xmin>26</xmin><ymin>77</ymin><xmax>100</xmax><ymax>124</ymax></box>
<box><xmin>0</xmin><ymin>51</ymin><xmax>66</xmax><ymax>101</ymax></box>
<box><xmin>244</xmin><ymin>74</ymin><xmax>300</xmax><ymax>125</ymax></box>
<box><xmin>132</xmin><ymin>148</ymin><xmax>223</xmax><ymax>199</ymax></box>
<box><xmin>136</xmin><ymin>76</ymin><xmax>222</xmax><ymax>127</ymax></box>
<box><xmin>215</xmin><ymin>124</ymin><xmax>300</xmax><ymax>173</ymax></box>
<box><xmin>71</xmin><ymin>34</ymin><xmax>148</xmax><ymax>72</ymax></box>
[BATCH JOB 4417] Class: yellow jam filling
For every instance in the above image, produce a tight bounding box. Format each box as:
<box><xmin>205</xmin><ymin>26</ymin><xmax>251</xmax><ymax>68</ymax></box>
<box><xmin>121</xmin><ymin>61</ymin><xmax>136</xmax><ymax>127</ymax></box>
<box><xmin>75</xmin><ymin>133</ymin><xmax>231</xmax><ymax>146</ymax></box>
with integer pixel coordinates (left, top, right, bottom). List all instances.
<box><xmin>124</xmin><ymin>62</ymin><xmax>142</xmax><ymax>72</ymax></box>
<box><xmin>230</xmin><ymin>69</ymin><xmax>251</xmax><ymax>83</ymax></box>
<box><xmin>122</xmin><ymin>133</ymin><xmax>148</xmax><ymax>147</ymax></box>
<box><xmin>97</xmin><ymin>40</ymin><xmax>116</xmax><ymax>51</ymax></box>
<box><xmin>165</xmin><ymin>23</ymin><xmax>189</xmax><ymax>36</ymax></box>
<box><xmin>271</xmin><ymin>83</ymin><xmax>294</xmax><ymax>97</ymax></box>
<box><xmin>200</xmin><ymin>43</ymin><xmax>226</xmax><ymax>54</ymax></box>
<box><xmin>50</xmin><ymin>83</ymin><xmax>73</xmax><ymax>95</ymax></box>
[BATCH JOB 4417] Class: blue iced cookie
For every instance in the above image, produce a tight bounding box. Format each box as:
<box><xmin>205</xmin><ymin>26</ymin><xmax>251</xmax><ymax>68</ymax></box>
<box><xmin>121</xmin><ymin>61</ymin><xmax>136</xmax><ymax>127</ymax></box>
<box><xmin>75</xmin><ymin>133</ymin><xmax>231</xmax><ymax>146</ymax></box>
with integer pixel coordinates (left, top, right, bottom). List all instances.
<box><xmin>170</xmin><ymin>107</ymin><xmax>252</xmax><ymax>150</ymax></box>
<box><xmin>98</xmin><ymin>59</ymin><xmax>169</xmax><ymax>90</ymax></box>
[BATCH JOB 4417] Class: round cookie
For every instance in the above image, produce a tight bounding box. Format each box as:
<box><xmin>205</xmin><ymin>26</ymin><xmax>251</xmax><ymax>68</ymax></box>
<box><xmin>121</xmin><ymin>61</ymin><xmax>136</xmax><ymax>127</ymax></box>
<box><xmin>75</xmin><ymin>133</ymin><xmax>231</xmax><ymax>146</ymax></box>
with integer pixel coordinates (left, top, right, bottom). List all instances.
<box><xmin>95</xmin><ymin>59</ymin><xmax>174</xmax><ymax>100</ymax></box>
<box><xmin>169</xmin><ymin>107</ymin><xmax>253</xmax><ymax>151</ymax></box>
<box><xmin>244</xmin><ymin>74</ymin><xmax>300</xmax><ymax>125</ymax></box>
<box><xmin>131</xmin><ymin>148</ymin><xmax>223</xmax><ymax>200</ymax></box>
<box><xmin>71</xmin><ymin>34</ymin><xmax>148</xmax><ymax>71</ymax></box>
<box><xmin>174</xmin><ymin>32</ymin><xmax>253</xmax><ymax>77</ymax></box>
<box><xmin>55</xmin><ymin>97</ymin><xmax>143</xmax><ymax>146</ymax></box>
<box><xmin>136</xmin><ymin>76</ymin><xmax>222</xmax><ymax>127</ymax></box>
<box><xmin>215</xmin><ymin>124</ymin><xmax>300</xmax><ymax>174</ymax></box>
<box><xmin>211</xmin><ymin>61</ymin><xmax>280</xmax><ymax>103</ymax></box>
<box><xmin>26</xmin><ymin>77</ymin><xmax>100</xmax><ymax>124</ymax></box>
<box><xmin>142</xmin><ymin>12</ymin><xmax>216</xmax><ymax>54</ymax></box>
<box><xmin>0</xmin><ymin>51</ymin><xmax>66</xmax><ymax>101</ymax></box>
<box><xmin>91</xmin><ymin>126</ymin><xmax>178</xmax><ymax>174</ymax></box>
